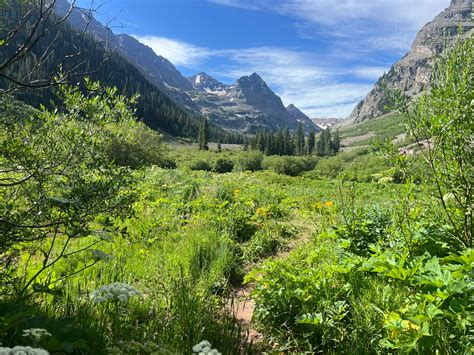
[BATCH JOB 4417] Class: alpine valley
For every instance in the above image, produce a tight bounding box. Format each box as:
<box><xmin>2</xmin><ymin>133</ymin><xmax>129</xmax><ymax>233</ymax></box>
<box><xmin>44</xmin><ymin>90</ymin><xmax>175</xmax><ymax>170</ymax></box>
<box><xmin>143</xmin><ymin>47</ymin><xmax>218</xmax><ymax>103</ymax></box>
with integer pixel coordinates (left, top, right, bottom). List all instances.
<box><xmin>55</xmin><ymin>0</ymin><xmax>319</xmax><ymax>134</ymax></box>
<box><xmin>1</xmin><ymin>0</ymin><xmax>473</xmax><ymax>354</ymax></box>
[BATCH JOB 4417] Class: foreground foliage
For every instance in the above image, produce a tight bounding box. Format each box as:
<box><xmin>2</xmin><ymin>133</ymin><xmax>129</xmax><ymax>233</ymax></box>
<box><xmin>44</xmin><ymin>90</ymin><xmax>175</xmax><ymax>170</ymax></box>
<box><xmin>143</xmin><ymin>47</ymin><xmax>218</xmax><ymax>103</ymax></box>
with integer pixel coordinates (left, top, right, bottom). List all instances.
<box><xmin>0</xmin><ymin>33</ymin><xmax>472</xmax><ymax>355</ymax></box>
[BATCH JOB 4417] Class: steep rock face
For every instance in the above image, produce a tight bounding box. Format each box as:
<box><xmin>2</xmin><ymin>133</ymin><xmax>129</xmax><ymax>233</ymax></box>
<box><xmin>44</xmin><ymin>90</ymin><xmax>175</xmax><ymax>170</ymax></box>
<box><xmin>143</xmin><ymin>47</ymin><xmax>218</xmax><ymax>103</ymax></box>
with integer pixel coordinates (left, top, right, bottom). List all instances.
<box><xmin>350</xmin><ymin>0</ymin><xmax>474</xmax><ymax>123</ymax></box>
<box><xmin>287</xmin><ymin>104</ymin><xmax>310</xmax><ymax>121</ymax></box>
<box><xmin>54</xmin><ymin>0</ymin><xmax>192</xmax><ymax>92</ymax></box>
<box><xmin>187</xmin><ymin>73</ymin><xmax>318</xmax><ymax>133</ymax></box>
<box><xmin>188</xmin><ymin>72</ymin><xmax>228</xmax><ymax>93</ymax></box>
<box><xmin>286</xmin><ymin>104</ymin><xmax>320</xmax><ymax>131</ymax></box>
<box><xmin>115</xmin><ymin>34</ymin><xmax>193</xmax><ymax>91</ymax></box>
<box><xmin>229</xmin><ymin>73</ymin><xmax>292</xmax><ymax>124</ymax></box>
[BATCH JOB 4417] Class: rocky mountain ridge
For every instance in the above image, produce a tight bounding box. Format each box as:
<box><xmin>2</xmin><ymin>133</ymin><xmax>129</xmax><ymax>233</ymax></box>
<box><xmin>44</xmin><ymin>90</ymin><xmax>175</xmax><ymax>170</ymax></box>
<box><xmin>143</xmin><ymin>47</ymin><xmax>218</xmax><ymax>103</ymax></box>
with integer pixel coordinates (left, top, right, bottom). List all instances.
<box><xmin>186</xmin><ymin>72</ymin><xmax>318</xmax><ymax>133</ymax></box>
<box><xmin>349</xmin><ymin>0</ymin><xmax>474</xmax><ymax>123</ymax></box>
<box><xmin>55</xmin><ymin>0</ymin><xmax>317</xmax><ymax>133</ymax></box>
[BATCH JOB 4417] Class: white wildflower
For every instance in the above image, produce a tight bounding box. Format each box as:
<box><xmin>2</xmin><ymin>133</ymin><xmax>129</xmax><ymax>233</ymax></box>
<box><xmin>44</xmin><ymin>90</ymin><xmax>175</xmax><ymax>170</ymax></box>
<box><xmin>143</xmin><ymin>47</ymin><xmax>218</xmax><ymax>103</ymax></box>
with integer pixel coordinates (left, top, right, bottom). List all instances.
<box><xmin>192</xmin><ymin>340</ymin><xmax>221</xmax><ymax>355</ymax></box>
<box><xmin>22</xmin><ymin>328</ymin><xmax>51</xmax><ymax>342</ymax></box>
<box><xmin>90</xmin><ymin>282</ymin><xmax>141</xmax><ymax>304</ymax></box>
<box><xmin>0</xmin><ymin>346</ymin><xmax>49</xmax><ymax>355</ymax></box>
<box><xmin>117</xmin><ymin>294</ymin><xmax>128</xmax><ymax>303</ymax></box>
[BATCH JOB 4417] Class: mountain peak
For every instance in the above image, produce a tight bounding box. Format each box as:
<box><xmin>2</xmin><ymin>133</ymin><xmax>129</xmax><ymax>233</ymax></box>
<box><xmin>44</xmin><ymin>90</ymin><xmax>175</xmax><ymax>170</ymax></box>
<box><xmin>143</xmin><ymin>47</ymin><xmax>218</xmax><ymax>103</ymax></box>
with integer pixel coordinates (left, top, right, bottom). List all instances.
<box><xmin>450</xmin><ymin>0</ymin><xmax>470</xmax><ymax>6</ymax></box>
<box><xmin>349</xmin><ymin>0</ymin><xmax>473</xmax><ymax>123</ymax></box>
<box><xmin>249</xmin><ymin>72</ymin><xmax>263</xmax><ymax>80</ymax></box>
<box><xmin>188</xmin><ymin>72</ymin><xmax>227</xmax><ymax>93</ymax></box>
<box><xmin>286</xmin><ymin>104</ymin><xmax>309</xmax><ymax>120</ymax></box>
<box><xmin>286</xmin><ymin>104</ymin><xmax>319</xmax><ymax>130</ymax></box>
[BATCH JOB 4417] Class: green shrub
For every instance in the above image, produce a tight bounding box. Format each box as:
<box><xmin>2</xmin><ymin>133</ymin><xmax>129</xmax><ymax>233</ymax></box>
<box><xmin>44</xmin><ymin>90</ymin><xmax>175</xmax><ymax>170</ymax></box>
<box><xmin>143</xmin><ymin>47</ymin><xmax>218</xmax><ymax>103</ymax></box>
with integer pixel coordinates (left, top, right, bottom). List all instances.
<box><xmin>188</xmin><ymin>159</ymin><xmax>212</xmax><ymax>171</ymax></box>
<box><xmin>213</xmin><ymin>158</ymin><xmax>234</xmax><ymax>173</ymax></box>
<box><xmin>263</xmin><ymin>156</ymin><xmax>317</xmax><ymax>176</ymax></box>
<box><xmin>109</xmin><ymin>121</ymin><xmax>175</xmax><ymax>169</ymax></box>
<box><xmin>242</xmin><ymin>223</ymin><xmax>296</xmax><ymax>263</ymax></box>
<box><xmin>335</xmin><ymin>206</ymin><xmax>392</xmax><ymax>257</ymax></box>
<box><xmin>233</xmin><ymin>151</ymin><xmax>263</xmax><ymax>172</ymax></box>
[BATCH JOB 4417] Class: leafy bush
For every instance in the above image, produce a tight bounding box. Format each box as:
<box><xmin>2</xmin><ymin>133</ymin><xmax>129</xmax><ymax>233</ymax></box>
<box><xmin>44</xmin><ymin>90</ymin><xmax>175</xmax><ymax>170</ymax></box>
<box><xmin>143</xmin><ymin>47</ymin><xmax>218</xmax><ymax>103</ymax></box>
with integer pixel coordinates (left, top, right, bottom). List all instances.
<box><xmin>188</xmin><ymin>159</ymin><xmax>212</xmax><ymax>171</ymax></box>
<box><xmin>263</xmin><ymin>156</ymin><xmax>317</xmax><ymax>176</ymax></box>
<box><xmin>213</xmin><ymin>158</ymin><xmax>234</xmax><ymax>173</ymax></box>
<box><xmin>233</xmin><ymin>152</ymin><xmax>263</xmax><ymax>172</ymax></box>
<box><xmin>335</xmin><ymin>206</ymin><xmax>392</xmax><ymax>257</ymax></box>
<box><xmin>242</xmin><ymin>223</ymin><xmax>296</xmax><ymax>263</ymax></box>
<box><xmin>109</xmin><ymin>121</ymin><xmax>175</xmax><ymax>169</ymax></box>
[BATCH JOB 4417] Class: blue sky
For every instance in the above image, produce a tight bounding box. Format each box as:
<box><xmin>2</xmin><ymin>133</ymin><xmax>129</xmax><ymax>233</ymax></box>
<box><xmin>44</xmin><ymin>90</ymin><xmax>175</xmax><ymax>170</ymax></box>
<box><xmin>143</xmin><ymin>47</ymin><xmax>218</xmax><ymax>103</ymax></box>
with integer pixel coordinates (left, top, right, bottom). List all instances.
<box><xmin>79</xmin><ymin>0</ymin><xmax>449</xmax><ymax>118</ymax></box>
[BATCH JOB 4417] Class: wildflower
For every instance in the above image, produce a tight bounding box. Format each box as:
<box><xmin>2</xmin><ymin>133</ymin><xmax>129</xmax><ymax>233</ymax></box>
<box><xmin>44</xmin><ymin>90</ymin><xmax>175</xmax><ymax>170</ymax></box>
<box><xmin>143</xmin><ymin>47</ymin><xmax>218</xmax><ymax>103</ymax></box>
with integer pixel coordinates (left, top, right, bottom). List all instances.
<box><xmin>22</xmin><ymin>328</ymin><xmax>51</xmax><ymax>342</ymax></box>
<box><xmin>314</xmin><ymin>202</ymin><xmax>323</xmax><ymax>209</ymax></box>
<box><xmin>255</xmin><ymin>207</ymin><xmax>270</xmax><ymax>218</ymax></box>
<box><xmin>443</xmin><ymin>192</ymin><xmax>455</xmax><ymax>203</ymax></box>
<box><xmin>324</xmin><ymin>201</ymin><xmax>334</xmax><ymax>208</ymax></box>
<box><xmin>378</xmin><ymin>176</ymin><xmax>393</xmax><ymax>184</ymax></box>
<box><xmin>90</xmin><ymin>282</ymin><xmax>141</xmax><ymax>304</ymax></box>
<box><xmin>0</xmin><ymin>346</ymin><xmax>49</xmax><ymax>355</ymax></box>
<box><xmin>232</xmin><ymin>189</ymin><xmax>241</xmax><ymax>198</ymax></box>
<box><xmin>192</xmin><ymin>340</ymin><xmax>221</xmax><ymax>354</ymax></box>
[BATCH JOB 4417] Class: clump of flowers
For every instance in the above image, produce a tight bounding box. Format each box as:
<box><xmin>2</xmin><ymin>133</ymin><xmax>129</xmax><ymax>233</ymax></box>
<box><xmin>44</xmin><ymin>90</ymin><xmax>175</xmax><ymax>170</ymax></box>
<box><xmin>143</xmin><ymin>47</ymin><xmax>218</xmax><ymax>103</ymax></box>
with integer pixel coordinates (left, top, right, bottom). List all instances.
<box><xmin>0</xmin><ymin>346</ymin><xmax>49</xmax><ymax>354</ymax></box>
<box><xmin>233</xmin><ymin>189</ymin><xmax>241</xmax><ymax>198</ymax></box>
<box><xmin>255</xmin><ymin>207</ymin><xmax>270</xmax><ymax>218</ymax></box>
<box><xmin>313</xmin><ymin>201</ymin><xmax>334</xmax><ymax>210</ymax></box>
<box><xmin>192</xmin><ymin>340</ymin><xmax>221</xmax><ymax>354</ymax></box>
<box><xmin>22</xmin><ymin>328</ymin><xmax>51</xmax><ymax>343</ymax></box>
<box><xmin>324</xmin><ymin>201</ymin><xmax>334</xmax><ymax>208</ymax></box>
<box><xmin>90</xmin><ymin>282</ymin><xmax>141</xmax><ymax>304</ymax></box>
<box><xmin>314</xmin><ymin>202</ymin><xmax>323</xmax><ymax>209</ymax></box>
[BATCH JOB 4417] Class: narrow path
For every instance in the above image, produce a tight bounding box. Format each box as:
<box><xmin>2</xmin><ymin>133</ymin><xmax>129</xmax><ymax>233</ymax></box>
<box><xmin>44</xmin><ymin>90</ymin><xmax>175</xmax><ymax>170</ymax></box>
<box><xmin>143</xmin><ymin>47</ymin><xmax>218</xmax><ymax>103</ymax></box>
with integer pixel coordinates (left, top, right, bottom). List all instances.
<box><xmin>229</xmin><ymin>215</ymin><xmax>318</xmax><ymax>347</ymax></box>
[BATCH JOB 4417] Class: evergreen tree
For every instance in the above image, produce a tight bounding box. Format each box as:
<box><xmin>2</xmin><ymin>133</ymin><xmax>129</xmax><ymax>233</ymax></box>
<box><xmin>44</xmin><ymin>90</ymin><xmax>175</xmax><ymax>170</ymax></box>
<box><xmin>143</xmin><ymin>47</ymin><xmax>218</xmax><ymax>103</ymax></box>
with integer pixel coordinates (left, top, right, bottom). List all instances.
<box><xmin>316</xmin><ymin>130</ymin><xmax>326</xmax><ymax>156</ymax></box>
<box><xmin>324</xmin><ymin>129</ymin><xmax>333</xmax><ymax>156</ymax></box>
<box><xmin>295</xmin><ymin>123</ymin><xmax>305</xmax><ymax>156</ymax></box>
<box><xmin>198</xmin><ymin>118</ymin><xmax>209</xmax><ymax>150</ymax></box>
<box><xmin>217</xmin><ymin>141</ymin><xmax>222</xmax><ymax>153</ymax></box>
<box><xmin>332</xmin><ymin>129</ymin><xmax>341</xmax><ymax>153</ymax></box>
<box><xmin>275</xmin><ymin>130</ymin><xmax>284</xmax><ymax>155</ymax></box>
<box><xmin>307</xmin><ymin>129</ymin><xmax>316</xmax><ymax>155</ymax></box>
<box><xmin>243</xmin><ymin>139</ymin><xmax>249</xmax><ymax>151</ymax></box>
<box><xmin>283</xmin><ymin>129</ymin><xmax>294</xmax><ymax>155</ymax></box>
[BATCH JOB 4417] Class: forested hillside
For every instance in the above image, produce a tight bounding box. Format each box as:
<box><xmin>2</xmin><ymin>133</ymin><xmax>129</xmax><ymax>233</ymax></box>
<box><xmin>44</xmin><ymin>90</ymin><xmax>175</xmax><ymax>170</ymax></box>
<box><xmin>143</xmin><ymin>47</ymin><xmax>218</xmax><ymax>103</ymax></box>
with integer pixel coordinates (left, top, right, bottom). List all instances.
<box><xmin>0</xmin><ymin>5</ymin><xmax>242</xmax><ymax>143</ymax></box>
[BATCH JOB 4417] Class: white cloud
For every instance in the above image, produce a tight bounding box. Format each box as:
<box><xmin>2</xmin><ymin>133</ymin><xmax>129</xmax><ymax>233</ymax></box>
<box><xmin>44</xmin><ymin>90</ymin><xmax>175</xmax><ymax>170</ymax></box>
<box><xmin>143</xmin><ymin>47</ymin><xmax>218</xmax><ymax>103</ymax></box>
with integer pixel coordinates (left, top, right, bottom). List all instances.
<box><xmin>209</xmin><ymin>0</ymin><xmax>449</xmax><ymax>56</ymax></box>
<box><xmin>133</xmin><ymin>1</ymin><xmax>450</xmax><ymax>118</ymax></box>
<box><xmin>133</xmin><ymin>35</ymin><xmax>214</xmax><ymax>67</ymax></box>
<box><xmin>132</xmin><ymin>35</ymin><xmax>376</xmax><ymax>117</ymax></box>
<box><xmin>209</xmin><ymin>0</ymin><xmax>448</xmax><ymax>29</ymax></box>
<box><xmin>352</xmin><ymin>66</ymin><xmax>388</xmax><ymax>81</ymax></box>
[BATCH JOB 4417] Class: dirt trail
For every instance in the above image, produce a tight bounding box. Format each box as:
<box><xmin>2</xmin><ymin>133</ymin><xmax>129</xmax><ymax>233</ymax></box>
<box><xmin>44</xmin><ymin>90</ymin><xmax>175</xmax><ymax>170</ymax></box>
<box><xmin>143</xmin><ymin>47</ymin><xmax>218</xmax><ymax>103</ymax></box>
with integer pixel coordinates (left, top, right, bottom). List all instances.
<box><xmin>229</xmin><ymin>216</ymin><xmax>318</xmax><ymax>346</ymax></box>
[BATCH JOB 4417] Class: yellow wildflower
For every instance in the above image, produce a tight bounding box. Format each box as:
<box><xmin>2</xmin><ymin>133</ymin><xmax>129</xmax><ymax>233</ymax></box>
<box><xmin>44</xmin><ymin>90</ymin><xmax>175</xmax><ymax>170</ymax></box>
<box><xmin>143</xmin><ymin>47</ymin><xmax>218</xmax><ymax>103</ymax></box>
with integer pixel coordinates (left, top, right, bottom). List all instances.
<box><xmin>314</xmin><ymin>202</ymin><xmax>323</xmax><ymax>209</ymax></box>
<box><xmin>325</xmin><ymin>201</ymin><xmax>334</xmax><ymax>208</ymax></box>
<box><xmin>233</xmin><ymin>189</ymin><xmax>241</xmax><ymax>198</ymax></box>
<box><xmin>255</xmin><ymin>207</ymin><xmax>270</xmax><ymax>218</ymax></box>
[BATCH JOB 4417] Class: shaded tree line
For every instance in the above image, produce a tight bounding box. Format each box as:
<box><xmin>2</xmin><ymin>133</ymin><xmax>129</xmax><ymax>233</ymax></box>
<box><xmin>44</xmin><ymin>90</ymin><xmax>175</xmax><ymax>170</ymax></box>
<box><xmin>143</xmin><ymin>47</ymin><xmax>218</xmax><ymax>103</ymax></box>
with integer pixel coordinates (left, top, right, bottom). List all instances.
<box><xmin>243</xmin><ymin>124</ymin><xmax>340</xmax><ymax>157</ymax></box>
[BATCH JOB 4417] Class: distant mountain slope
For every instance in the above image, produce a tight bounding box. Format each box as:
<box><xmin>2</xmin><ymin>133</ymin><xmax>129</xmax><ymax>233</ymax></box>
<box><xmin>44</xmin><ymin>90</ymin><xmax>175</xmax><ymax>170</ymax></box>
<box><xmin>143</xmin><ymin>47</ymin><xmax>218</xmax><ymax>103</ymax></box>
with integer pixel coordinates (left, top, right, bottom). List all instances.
<box><xmin>115</xmin><ymin>34</ymin><xmax>194</xmax><ymax>91</ymax></box>
<box><xmin>2</xmin><ymin>4</ymin><xmax>241</xmax><ymax>143</ymax></box>
<box><xmin>349</xmin><ymin>0</ymin><xmax>474</xmax><ymax>123</ymax></box>
<box><xmin>55</xmin><ymin>0</ymin><xmax>317</xmax><ymax>133</ymax></box>
<box><xmin>286</xmin><ymin>104</ymin><xmax>308</xmax><ymax>120</ymax></box>
<box><xmin>186</xmin><ymin>72</ymin><xmax>319</xmax><ymax>133</ymax></box>
<box><xmin>312</xmin><ymin>118</ymin><xmax>344</xmax><ymax>130</ymax></box>
<box><xmin>54</xmin><ymin>0</ymin><xmax>194</xmax><ymax>93</ymax></box>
